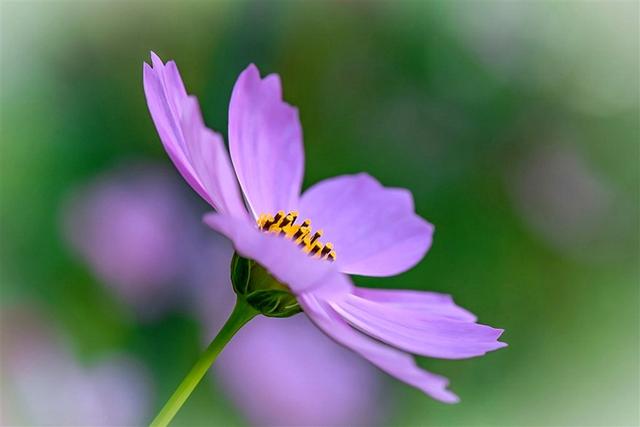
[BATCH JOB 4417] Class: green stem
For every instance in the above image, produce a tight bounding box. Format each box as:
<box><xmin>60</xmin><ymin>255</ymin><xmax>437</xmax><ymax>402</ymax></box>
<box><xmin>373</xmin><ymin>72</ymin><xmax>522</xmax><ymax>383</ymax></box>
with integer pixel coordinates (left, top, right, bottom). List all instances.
<box><xmin>150</xmin><ymin>297</ymin><xmax>258</xmax><ymax>427</ymax></box>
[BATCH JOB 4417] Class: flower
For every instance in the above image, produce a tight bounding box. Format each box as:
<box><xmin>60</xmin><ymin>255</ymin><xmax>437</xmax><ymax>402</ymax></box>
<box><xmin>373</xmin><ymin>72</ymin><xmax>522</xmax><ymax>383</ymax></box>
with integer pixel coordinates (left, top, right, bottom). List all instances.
<box><xmin>1</xmin><ymin>308</ymin><xmax>152</xmax><ymax>425</ymax></box>
<box><xmin>215</xmin><ymin>315</ymin><xmax>385</xmax><ymax>427</ymax></box>
<box><xmin>60</xmin><ymin>162</ymin><xmax>199</xmax><ymax>319</ymax></box>
<box><xmin>143</xmin><ymin>52</ymin><xmax>506</xmax><ymax>403</ymax></box>
<box><xmin>509</xmin><ymin>143</ymin><xmax>616</xmax><ymax>259</ymax></box>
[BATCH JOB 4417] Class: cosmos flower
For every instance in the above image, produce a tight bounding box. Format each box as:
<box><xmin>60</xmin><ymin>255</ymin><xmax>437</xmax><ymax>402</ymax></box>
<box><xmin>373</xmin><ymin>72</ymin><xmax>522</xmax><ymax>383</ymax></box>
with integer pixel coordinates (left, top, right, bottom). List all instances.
<box><xmin>143</xmin><ymin>52</ymin><xmax>506</xmax><ymax>403</ymax></box>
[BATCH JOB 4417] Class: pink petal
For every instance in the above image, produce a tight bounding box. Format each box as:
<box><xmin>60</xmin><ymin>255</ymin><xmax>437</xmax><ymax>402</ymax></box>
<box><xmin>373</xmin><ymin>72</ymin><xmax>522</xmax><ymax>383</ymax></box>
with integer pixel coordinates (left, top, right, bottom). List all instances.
<box><xmin>203</xmin><ymin>213</ymin><xmax>346</xmax><ymax>296</ymax></box>
<box><xmin>143</xmin><ymin>52</ymin><xmax>246</xmax><ymax>217</ymax></box>
<box><xmin>298</xmin><ymin>174</ymin><xmax>433</xmax><ymax>276</ymax></box>
<box><xmin>330</xmin><ymin>293</ymin><xmax>506</xmax><ymax>359</ymax></box>
<box><xmin>228</xmin><ymin>64</ymin><xmax>304</xmax><ymax>219</ymax></box>
<box><xmin>353</xmin><ymin>287</ymin><xmax>477</xmax><ymax>322</ymax></box>
<box><xmin>299</xmin><ymin>292</ymin><xmax>460</xmax><ymax>403</ymax></box>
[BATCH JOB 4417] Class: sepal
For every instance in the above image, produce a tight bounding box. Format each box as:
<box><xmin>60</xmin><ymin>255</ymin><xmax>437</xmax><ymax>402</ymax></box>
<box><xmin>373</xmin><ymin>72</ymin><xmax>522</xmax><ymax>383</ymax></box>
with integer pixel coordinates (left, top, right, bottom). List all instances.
<box><xmin>230</xmin><ymin>252</ymin><xmax>302</xmax><ymax>318</ymax></box>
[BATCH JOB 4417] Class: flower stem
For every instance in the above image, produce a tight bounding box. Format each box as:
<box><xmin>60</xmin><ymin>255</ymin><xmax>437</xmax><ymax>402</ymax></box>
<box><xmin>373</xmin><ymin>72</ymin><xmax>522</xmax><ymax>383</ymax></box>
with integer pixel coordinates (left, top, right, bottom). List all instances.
<box><xmin>149</xmin><ymin>297</ymin><xmax>258</xmax><ymax>427</ymax></box>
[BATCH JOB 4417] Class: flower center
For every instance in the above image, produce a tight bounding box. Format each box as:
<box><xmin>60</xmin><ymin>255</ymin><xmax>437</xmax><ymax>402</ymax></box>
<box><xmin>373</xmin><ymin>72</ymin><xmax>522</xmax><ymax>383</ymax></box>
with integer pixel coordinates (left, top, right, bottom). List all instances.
<box><xmin>257</xmin><ymin>210</ymin><xmax>336</xmax><ymax>261</ymax></box>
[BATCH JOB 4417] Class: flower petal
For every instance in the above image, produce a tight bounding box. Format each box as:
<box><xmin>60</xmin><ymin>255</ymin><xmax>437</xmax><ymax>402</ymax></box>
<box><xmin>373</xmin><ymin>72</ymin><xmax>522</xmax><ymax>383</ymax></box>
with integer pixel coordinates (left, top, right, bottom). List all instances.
<box><xmin>299</xmin><ymin>292</ymin><xmax>460</xmax><ymax>403</ymax></box>
<box><xmin>228</xmin><ymin>64</ymin><xmax>304</xmax><ymax>219</ymax></box>
<box><xmin>298</xmin><ymin>173</ymin><xmax>433</xmax><ymax>276</ymax></box>
<box><xmin>330</xmin><ymin>293</ymin><xmax>507</xmax><ymax>359</ymax></box>
<box><xmin>143</xmin><ymin>52</ymin><xmax>245</xmax><ymax>217</ymax></box>
<box><xmin>353</xmin><ymin>287</ymin><xmax>477</xmax><ymax>322</ymax></box>
<box><xmin>203</xmin><ymin>213</ymin><xmax>346</xmax><ymax>296</ymax></box>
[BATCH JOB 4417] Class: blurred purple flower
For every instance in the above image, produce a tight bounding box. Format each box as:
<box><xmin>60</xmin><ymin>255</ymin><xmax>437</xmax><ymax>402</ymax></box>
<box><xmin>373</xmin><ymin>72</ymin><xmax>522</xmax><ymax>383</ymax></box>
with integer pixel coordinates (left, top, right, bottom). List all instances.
<box><xmin>60</xmin><ymin>162</ymin><xmax>198</xmax><ymax>318</ymax></box>
<box><xmin>217</xmin><ymin>316</ymin><xmax>384</xmax><ymax>427</ymax></box>
<box><xmin>509</xmin><ymin>144</ymin><xmax>615</xmax><ymax>256</ymax></box>
<box><xmin>1</xmin><ymin>309</ymin><xmax>152</xmax><ymax>425</ymax></box>
<box><xmin>144</xmin><ymin>52</ymin><xmax>506</xmax><ymax>402</ymax></box>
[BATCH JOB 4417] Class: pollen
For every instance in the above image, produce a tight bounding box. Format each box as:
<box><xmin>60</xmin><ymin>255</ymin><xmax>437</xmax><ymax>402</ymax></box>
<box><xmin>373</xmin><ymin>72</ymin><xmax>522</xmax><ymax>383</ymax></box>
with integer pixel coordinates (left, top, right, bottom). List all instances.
<box><xmin>257</xmin><ymin>210</ymin><xmax>337</xmax><ymax>262</ymax></box>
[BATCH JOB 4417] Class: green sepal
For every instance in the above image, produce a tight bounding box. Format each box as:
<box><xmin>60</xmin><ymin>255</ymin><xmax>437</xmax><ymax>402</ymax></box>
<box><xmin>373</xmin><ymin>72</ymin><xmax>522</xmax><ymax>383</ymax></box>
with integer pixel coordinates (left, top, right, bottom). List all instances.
<box><xmin>230</xmin><ymin>252</ymin><xmax>302</xmax><ymax>318</ymax></box>
<box><xmin>230</xmin><ymin>252</ymin><xmax>251</xmax><ymax>295</ymax></box>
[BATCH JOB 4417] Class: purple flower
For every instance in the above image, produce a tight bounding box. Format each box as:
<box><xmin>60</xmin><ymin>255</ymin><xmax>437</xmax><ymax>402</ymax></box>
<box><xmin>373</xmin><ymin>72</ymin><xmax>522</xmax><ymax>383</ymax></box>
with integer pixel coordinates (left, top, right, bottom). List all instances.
<box><xmin>143</xmin><ymin>52</ymin><xmax>506</xmax><ymax>403</ymax></box>
<box><xmin>60</xmin><ymin>163</ymin><xmax>198</xmax><ymax>318</ymax></box>
<box><xmin>216</xmin><ymin>315</ymin><xmax>384</xmax><ymax>426</ymax></box>
<box><xmin>509</xmin><ymin>144</ymin><xmax>615</xmax><ymax>258</ymax></box>
<box><xmin>1</xmin><ymin>309</ymin><xmax>152</xmax><ymax>425</ymax></box>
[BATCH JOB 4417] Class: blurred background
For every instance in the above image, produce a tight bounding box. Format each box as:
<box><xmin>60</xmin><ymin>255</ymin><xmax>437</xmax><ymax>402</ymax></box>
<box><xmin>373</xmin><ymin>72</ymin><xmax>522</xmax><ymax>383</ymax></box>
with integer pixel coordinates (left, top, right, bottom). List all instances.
<box><xmin>1</xmin><ymin>1</ymin><xmax>638</xmax><ymax>426</ymax></box>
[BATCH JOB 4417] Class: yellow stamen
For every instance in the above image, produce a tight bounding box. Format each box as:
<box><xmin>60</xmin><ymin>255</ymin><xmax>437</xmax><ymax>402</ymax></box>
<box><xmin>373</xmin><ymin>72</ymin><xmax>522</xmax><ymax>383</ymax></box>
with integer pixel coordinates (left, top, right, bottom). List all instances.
<box><xmin>257</xmin><ymin>210</ymin><xmax>336</xmax><ymax>262</ymax></box>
